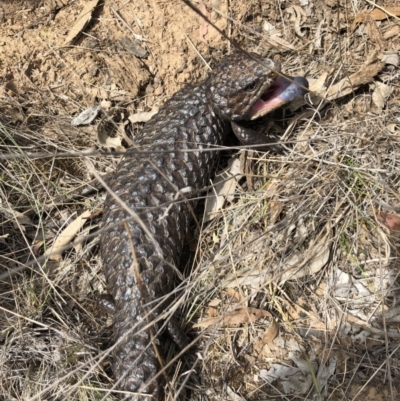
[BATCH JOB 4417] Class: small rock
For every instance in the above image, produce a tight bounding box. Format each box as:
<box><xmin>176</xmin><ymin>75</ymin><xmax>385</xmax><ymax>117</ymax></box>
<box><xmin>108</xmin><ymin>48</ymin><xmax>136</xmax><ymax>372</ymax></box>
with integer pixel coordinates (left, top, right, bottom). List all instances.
<box><xmin>154</xmin><ymin>86</ymin><xmax>163</xmax><ymax>96</ymax></box>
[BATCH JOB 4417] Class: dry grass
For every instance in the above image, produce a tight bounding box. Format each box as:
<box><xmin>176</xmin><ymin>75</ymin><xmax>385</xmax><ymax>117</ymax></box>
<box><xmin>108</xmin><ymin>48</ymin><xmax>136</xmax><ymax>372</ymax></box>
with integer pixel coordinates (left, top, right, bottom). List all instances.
<box><xmin>1</xmin><ymin>0</ymin><xmax>400</xmax><ymax>400</ymax></box>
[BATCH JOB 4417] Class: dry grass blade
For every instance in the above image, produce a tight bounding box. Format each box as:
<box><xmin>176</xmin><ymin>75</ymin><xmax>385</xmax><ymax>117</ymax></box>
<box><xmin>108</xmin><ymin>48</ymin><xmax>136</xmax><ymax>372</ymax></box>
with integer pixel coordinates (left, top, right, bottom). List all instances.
<box><xmin>193</xmin><ymin>307</ymin><xmax>272</xmax><ymax>328</ymax></box>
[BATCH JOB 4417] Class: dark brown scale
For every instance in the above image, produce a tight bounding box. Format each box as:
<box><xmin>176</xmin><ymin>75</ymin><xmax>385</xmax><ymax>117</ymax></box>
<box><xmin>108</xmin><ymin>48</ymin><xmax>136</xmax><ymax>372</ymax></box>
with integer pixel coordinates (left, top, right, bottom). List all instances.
<box><xmin>100</xmin><ymin>53</ymin><xmax>304</xmax><ymax>400</ymax></box>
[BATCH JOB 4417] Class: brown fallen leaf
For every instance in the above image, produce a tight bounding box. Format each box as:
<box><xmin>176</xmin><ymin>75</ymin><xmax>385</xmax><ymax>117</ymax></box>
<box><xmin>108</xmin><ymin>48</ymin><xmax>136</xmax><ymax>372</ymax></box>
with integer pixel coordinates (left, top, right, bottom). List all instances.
<box><xmin>224</xmin><ymin>288</ymin><xmax>242</xmax><ymax>302</ymax></box>
<box><xmin>261</xmin><ymin>318</ymin><xmax>279</xmax><ymax>343</ymax></box>
<box><xmin>193</xmin><ymin>307</ymin><xmax>272</xmax><ymax>328</ymax></box>
<box><xmin>370</xmin><ymin>81</ymin><xmax>392</xmax><ymax>114</ymax></box>
<box><xmin>353</xmin><ymin>7</ymin><xmax>400</xmax><ymax>24</ymax></box>
<box><xmin>207</xmin><ymin>298</ymin><xmax>221</xmax><ymax>307</ymax></box>
<box><xmin>375</xmin><ymin>210</ymin><xmax>400</xmax><ymax>232</ymax></box>
<box><xmin>269</xmin><ymin>201</ymin><xmax>284</xmax><ymax>225</ymax></box>
<box><xmin>286</xmin><ymin>5</ymin><xmax>306</xmax><ymax>37</ymax></box>
<box><xmin>383</xmin><ymin>25</ymin><xmax>400</xmax><ymax>40</ymax></box>
<box><xmin>326</xmin><ymin>52</ymin><xmax>385</xmax><ymax>100</ymax></box>
<box><xmin>279</xmin><ymin>224</ymin><xmax>331</xmax><ymax>284</ymax></box>
<box><xmin>204</xmin><ymin>157</ymin><xmax>242</xmax><ymax>222</ymax></box>
<box><xmin>44</xmin><ymin>210</ymin><xmax>93</xmax><ymax>261</ymax></box>
<box><xmin>254</xmin><ymin>319</ymin><xmax>279</xmax><ymax>353</ymax></box>
<box><xmin>128</xmin><ymin>109</ymin><xmax>158</xmax><ymax>124</ymax></box>
<box><xmin>351</xmin><ymin>10</ymin><xmax>384</xmax><ymax>49</ymax></box>
<box><xmin>71</xmin><ymin>105</ymin><xmax>100</xmax><ymax>126</ymax></box>
<box><xmin>206</xmin><ymin>307</ymin><xmax>218</xmax><ymax>317</ymax></box>
<box><xmin>63</xmin><ymin>0</ymin><xmax>100</xmax><ymax>46</ymax></box>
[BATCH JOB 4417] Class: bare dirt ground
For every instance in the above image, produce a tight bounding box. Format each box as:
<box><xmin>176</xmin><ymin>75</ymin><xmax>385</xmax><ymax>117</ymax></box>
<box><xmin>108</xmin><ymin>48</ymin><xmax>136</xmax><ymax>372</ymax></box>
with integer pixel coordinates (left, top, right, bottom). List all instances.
<box><xmin>1</xmin><ymin>0</ymin><xmax>400</xmax><ymax>400</ymax></box>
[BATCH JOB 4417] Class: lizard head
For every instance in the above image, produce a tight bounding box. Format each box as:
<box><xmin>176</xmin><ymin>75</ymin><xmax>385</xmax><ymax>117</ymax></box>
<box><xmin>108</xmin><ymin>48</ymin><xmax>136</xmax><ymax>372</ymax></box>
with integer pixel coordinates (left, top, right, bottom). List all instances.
<box><xmin>207</xmin><ymin>52</ymin><xmax>308</xmax><ymax>121</ymax></box>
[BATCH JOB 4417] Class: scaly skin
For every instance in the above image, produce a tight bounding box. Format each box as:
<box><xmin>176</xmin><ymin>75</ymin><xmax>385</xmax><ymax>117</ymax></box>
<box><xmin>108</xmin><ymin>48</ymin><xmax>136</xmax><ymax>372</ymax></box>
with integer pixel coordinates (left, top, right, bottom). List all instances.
<box><xmin>100</xmin><ymin>52</ymin><xmax>308</xmax><ymax>400</ymax></box>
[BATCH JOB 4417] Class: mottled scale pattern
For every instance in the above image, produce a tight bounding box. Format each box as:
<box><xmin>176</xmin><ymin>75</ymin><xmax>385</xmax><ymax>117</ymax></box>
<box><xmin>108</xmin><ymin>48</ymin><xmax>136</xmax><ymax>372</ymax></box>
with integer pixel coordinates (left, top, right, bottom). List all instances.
<box><xmin>100</xmin><ymin>53</ymin><xmax>283</xmax><ymax>400</ymax></box>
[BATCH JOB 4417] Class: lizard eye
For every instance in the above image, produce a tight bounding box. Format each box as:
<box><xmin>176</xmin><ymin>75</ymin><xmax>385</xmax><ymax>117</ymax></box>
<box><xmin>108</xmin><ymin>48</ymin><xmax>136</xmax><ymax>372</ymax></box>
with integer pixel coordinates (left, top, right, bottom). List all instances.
<box><xmin>244</xmin><ymin>81</ymin><xmax>257</xmax><ymax>92</ymax></box>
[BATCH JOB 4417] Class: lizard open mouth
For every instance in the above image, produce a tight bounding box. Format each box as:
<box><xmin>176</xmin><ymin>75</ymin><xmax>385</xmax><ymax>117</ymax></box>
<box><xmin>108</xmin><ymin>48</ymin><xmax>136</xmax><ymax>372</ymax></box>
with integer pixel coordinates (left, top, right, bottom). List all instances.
<box><xmin>250</xmin><ymin>75</ymin><xmax>309</xmax><ymax>120</ymax></box>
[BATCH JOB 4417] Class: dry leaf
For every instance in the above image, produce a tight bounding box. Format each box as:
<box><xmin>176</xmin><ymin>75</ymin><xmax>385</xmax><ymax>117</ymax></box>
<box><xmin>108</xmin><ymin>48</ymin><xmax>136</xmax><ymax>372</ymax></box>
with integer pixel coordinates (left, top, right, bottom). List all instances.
<box><xmin>204</xmin><ymin>157</ymin><xmax>242</xmax><ymax>221</ymax></box>
<box><xmin>260</xmin><ymin>361</ymin><xmax>315</xmax><ymax>395</ymax></box>
<box><xmin>326</xmin><ymin>52</ymin><xmax>385</xmax><ymax>100</ymax></box>
<box><xmin>356</xmin><ymin>13</ymin><xmax>385</xmax><ymax>49</ymax></box>
<box><xmin>260</xmin><ymin>355</ymin><xmax>336</xmax><ymax>396</ymax></box>
<box><xmin>370</xmin><ymin>81</ymin><xmax>392</xmax><ymax>114</ymax></box>
<box><xmin>0</xmin><ymin>207</ymin><xmax>34</xmax><ymax>229</ymax></box>
<box><xmin>117</xmin><ymin>37</ymin><xmax>147</xmax><ymax>58</ymax></box>
<box><xmin>286</xmin><ymin>5</ymin><xmax>306</xmax><ymax>37</ymax></box>
<box><xmin>205</xmin><ymin>307</ymin><xmax>218</xmax><ymax>317</ymax></box>
<box><xmin>263</xmin><ymin>180</ymin><xmax>279</xmax><ymax>198</ymax></box>
<box><xmin>269</xmin><ymin>201</ymin><xmax>284</xmax><ymax>225</ymax></box>
<box><xmin>128</xmin><ymin>109</ymin><xmax>158</xmax><ymax>124</ymax></box>
<box><xmin>269</xmin><ymin>35</ymin><xmax>297</xmax><ymax>51</ymax></box>
<box><xmin>224</xmin><ymin>288</ymin><xmax>242</xmax><ymax>302</ymax></box>
<box><xmin>193</xmin><ymin>307</ymin><xmax>271</xmax><ymax>328</ymax></box>
<box><xmin>63</xmin><ymin>0</ymin><xmax>100</xmax><ymax>46</ymax></box>
<box><xmin>207</xmin><ymin>298</ymin><xmax>221</xmax><ymax>307</ymax></box>
<box><xmin>255</xmin><ymin>319</ymin><xmax>279</xmax><ymax>353</ymax></box>
<box><xmin>226</xmin><ymin>386</ymin><xmax>246</xmax><ymax>401</ymax></box>
<box><xmin>260</xmin><ymin>319</ymin><xmax>279</xmax><ymax>344</ymax></box>
<box><xmin>369</xmin><ymin>6</ymin><xmax>400</xmax><ymax>20</ymax></box>
<box><xmin>71</xmin><ymin>105</ymin><xmax>100</xmax><ymax>126</ymax></box>
<box><xmin>279</xmin><ymin>235</ymin><xmax>331</xmax><ymax>283</ymax></box>
<box><xmin>382</xmin><ymin>52</ymin><xmax>399</xmax><ymax>66</ymax></box>
<box><xmin>376</xmin><ymin>210</ymin><xmax>400</xmax><ymax>232</ymax></box>
<box><xmin>354</xmin><ymin>7</ymin><xmax>400</xmax><ymax>24</ymax></box>
<box><xmin>224</xmin><ymin>226</ymin><xmax>331</xmax><ymax>289</ymax></box>
<box><xmin>383</xmin><ymin>26</ymin><xmax>400</xmax><ymax>40</ymax></box>
<box><xmin>193</xmin><ymin>316</ymin><xmax>220</xmax><ymax>329</ymax></box>
<box><xmin>44</xmin><ymin>210</ymin><xmax>92</xmax><ymax>261</ymax></box>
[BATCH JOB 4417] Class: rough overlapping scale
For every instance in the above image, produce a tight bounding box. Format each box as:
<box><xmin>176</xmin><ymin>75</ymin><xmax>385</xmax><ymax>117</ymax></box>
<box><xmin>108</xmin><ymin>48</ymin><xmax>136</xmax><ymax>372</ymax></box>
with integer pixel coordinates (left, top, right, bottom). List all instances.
<box><xmin>100</xmin><ymin>52</ymin><xmax>285</xmax><ymax>400</ymax></box>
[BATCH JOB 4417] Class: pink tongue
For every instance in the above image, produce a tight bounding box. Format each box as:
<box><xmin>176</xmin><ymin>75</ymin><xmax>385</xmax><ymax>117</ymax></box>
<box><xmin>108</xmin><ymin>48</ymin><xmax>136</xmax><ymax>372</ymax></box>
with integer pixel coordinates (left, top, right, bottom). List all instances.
<box><xmin>250</xmin><ymin>75</ymin><xmax>308</xmax><ymax>120</ymax></box>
